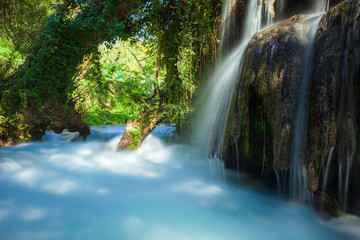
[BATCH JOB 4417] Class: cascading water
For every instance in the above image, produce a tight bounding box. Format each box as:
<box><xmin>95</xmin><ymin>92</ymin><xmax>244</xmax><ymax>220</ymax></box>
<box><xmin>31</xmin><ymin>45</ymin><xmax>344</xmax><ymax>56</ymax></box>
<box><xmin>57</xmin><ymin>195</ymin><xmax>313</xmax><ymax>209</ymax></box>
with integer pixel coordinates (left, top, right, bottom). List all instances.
<box><xmin>218</xmin><ymin>0</ymin><xmax>238</xmax><ymax>57</ymax></box>
<box><xmin>2</xmin><ymin>1</ymin><xmax>360</xmax><ymax>239</ymax></box>
<box><xmin>319</xmin><ymin>19</ymin><xmax>358</xmax><ymax>212</ymax></box>
<box><xmin>317</xmin><ymin>0</ymin><xmax>330</xmax><ymax>12</ymax></box>
<box><xmin>275</xmin><ymin>0</ymin><xmax>331</xmax><ymax>203</ymax></box>
<box><xmin>244</xmin><ymin>0</ymin><xmax>262</xmax><ymax>39</ymax></box>
<box><xmin>198</xmin><ymin>0</ymin><xmax>281</xmax><ymax>162</ymax></box>
<box><xmin>288</xmin><ymin>14</ymin><xmax>323</xmax><ymax>202</ymax></box>
<box><xmin>321</xmin><ymin>146</ymin><xmax>335</xmax><ymax>194</ymax></box>
<box><xmin>265</xmin><ymin>0</ymin><xmax>276</xmax><ymax>25</ymax></box>
<box><xmin>204</xmin><ymin>0</ymin><xmax>334</xmax><ymax>205</ymax></box>
<box><xmin>336</xmin><ymin>46</ymin><xmax>357</xmax><ymax>212</ymax></box>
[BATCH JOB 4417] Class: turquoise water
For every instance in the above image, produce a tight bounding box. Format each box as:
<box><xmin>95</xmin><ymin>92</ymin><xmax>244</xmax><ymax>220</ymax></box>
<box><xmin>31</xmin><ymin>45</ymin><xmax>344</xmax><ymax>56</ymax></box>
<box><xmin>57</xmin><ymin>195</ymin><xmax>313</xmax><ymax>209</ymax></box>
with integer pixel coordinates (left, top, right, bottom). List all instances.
<box><xmin>0</xmin><ymin>125</ymin><xmax>359</xmax><ymax>240</ymax></box>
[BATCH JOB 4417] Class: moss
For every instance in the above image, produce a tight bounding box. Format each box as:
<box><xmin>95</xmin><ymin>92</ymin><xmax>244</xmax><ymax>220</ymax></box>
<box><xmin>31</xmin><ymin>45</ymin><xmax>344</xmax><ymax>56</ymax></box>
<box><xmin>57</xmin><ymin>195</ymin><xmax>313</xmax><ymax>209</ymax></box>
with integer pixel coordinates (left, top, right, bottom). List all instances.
<box><xmin>313</xmin><ymin>157</ymin><xmax>322</xmax><ymax>174</ymax></box>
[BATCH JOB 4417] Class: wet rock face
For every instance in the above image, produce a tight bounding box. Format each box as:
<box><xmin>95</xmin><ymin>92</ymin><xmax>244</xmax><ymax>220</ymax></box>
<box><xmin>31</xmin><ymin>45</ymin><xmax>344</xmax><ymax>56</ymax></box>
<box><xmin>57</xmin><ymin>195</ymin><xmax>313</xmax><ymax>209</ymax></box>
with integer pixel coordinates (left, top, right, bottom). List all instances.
<box><xmin>309</xmin><ymin>0</ymin><xmax>360</xmax><ymax>167</ymax></box>
<box><xmin>272</xmin><ymin>0</ymin><xmax>342</xmax><ymax>21</ymax></box>
<box><xmin>278</xmin><ymin>0</ymin><xmax>313</xmax><ymax>19</ymax></box>
<box><xmin>222</xmin><ymin>15</ymin><xmax>310</xmax><ymax>173</ymax></box>
<box><xmin>221</xmin><ymin>0</ymin><xmax>360</xmax><ymax>214</ymax></box>
<box><xmin>310</xmin><ymin>0</ymin><xmax>360</xmax><ymax>214</ymax></box>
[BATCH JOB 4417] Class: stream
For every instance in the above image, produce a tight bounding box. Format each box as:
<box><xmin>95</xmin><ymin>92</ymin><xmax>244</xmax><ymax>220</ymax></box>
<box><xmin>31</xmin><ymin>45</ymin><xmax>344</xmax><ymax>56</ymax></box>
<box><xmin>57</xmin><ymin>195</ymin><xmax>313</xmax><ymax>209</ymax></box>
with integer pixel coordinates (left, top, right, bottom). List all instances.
<box><xmin>0</xmin><ymin>125</ymin><xmax>359</xmax><ymax>240</ymax></box>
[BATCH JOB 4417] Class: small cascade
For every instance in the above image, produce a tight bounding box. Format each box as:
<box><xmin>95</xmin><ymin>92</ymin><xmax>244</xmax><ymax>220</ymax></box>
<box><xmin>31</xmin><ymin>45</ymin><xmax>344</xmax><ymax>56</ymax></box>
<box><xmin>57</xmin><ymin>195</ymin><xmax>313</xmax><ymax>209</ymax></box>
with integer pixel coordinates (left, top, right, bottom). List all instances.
<box><xmin>343</xmin><ymin>154</ymin><xmax>354</xmax><ymax>212</ymax></box>
<box><xmin>201</xmin><ymin>42</ymin><xmax>248</xmax><ymax>157</ymax></box>
<box><xmin>337</xmin><ymin>154</ymin><xmax>355</xmax><ymax>213</ymax></box>
<box><xmin>321</xmin><ymin>146</ymin><xmax>335</xmax><ymax>194</ymax></box>
<box><xmin>279</xmin><ymin>0</ymin><xmax>285</xmax><ymax>12</ymax></box>
<box><xmin>218</xmin><ymin>0</ymin><xmax>238</xmax><ymax>57</ymax></box>
<box><xmin>245</xmin><ymin>0</ymin><xmax>284</xmax><ymax>36</ymax></box>
<box><xmin>288</xmin><ymin>15</ymin><xmax>323</xmax><ymax>202</ymax></box>
<box><xmin>319</xmin><ymin>146</ymin><xmax>335</xmax><ymax>211</ymax></box>
<box><xmin>244</xmin><ymin>0</ymin><xmax>262</xmax><ymax>39</ymax></box>
<box><xmin>265</xmin><ymin>0</ymin><xmax>276</xmax><ymax>25</ymax></box>
<box><xmin>336</xmin><ymin>47</ymin><xmax>357</xmax><ymax>212</ymax></box>
<box><xmin>316</xmin><ymin>0</ymin><xmax>330</xmax><ymax>13</ymax></box>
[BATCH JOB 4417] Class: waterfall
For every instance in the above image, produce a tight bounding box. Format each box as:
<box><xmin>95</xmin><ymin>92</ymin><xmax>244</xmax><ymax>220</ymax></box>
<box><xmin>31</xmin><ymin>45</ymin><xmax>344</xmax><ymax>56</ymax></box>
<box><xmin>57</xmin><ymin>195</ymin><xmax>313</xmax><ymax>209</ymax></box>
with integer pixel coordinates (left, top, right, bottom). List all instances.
<box><xmin>197</xmin><ymin>0</ymin><xmax>284</xmax><ymax>161</ymax></box>
<box><xmin>197</xmin><ymin>0</ymin><xmax>282</xmax><ymax>166</ymax></box>
<box><xmin>202</xmin><ymin>0</ymin><xmax>335</xmax><ymax>204</ymax></box>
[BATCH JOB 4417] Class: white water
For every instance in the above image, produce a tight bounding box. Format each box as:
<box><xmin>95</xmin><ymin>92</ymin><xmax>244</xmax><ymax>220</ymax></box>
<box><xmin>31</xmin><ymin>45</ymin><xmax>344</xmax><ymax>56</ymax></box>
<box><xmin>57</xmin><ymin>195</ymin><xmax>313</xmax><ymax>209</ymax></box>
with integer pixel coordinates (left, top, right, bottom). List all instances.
<box><xmin>0</xmin><ymin>125</ymin><xmax>359</xmax><ymax>240</ymax></box>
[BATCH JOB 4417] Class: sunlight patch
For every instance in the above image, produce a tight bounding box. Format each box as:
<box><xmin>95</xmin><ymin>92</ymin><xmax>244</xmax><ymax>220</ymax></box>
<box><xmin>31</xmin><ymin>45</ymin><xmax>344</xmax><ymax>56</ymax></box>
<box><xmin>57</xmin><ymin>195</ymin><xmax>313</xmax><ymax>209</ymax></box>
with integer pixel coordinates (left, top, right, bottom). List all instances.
<box><xmin>43</xmin><ymin>180</ymin><xmax>78</xmax><ymax>195</ymax></box>
<box><xmin>124</xmin><ymin>216</ymin><xmax>144</xmax><ymax>229</ymax></box>
<box><xmin>0</xmin><ymin>158</ymin><xmax>22</xmax><ymax>172</ymax></box>
<box><xmin>77</xmin><ymin>148</ymin><xmax>93</xmax><ymax>156</ymax></box>
<box><xmin>0</xmin><ymin>209</ymin><xmax>12</xmax><ymax>221</ymax></box>
<box><xmin>11</xmin><ymin>167</ymin><xmax>79</xmax><ymax>195</ymax></box>
<box><xmin>21</xmin><ymin>207</ymin><xmax>46</xmax><ymax>221</ymax></box>
<box><xmin>97</xmin><ymin>188</ymin><xmax>109</xmax><ymax>195</ymax></box>
<box><xmin>46</xmin><ymin>147</ymin><xmax>164</xmax><ymax>178</ymax></box>
<box><xmin>172</xmin><ymin>180</ymin><xmax>224</xmax><ymax>197</ymax></box>
<box><xmin>0</xmin><ymin>199</ymin><xmax>14</xmax><ymax>206</ymax></box>
<box><xmin>12</xmin><ymin>230</ymin><xmax>64</xmax><ymax>240</ymax></box>
<box><xmin>49</xmin><ymin>154</ymin><xmax>95</xmax><ymax>170</ymax></box>
<box><xmin>14</xmin><ymin>168</ymin><xmax>50</xmax><ymax>187</ymax></box>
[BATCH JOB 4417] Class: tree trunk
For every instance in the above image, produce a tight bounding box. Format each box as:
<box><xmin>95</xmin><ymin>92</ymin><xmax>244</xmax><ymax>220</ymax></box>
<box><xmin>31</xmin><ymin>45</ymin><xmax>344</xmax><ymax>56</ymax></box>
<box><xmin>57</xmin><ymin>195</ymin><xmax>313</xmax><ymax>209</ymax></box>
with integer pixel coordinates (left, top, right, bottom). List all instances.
<box><xmin>117</xmin><ymin>106</ymin><xmax>164</xmax><ymax>150</ymax></box>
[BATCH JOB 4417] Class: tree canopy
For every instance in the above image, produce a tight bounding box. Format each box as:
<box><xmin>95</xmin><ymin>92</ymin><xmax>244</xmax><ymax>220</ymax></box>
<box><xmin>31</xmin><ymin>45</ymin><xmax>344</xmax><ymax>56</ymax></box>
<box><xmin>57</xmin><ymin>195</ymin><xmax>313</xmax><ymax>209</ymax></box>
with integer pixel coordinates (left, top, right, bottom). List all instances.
<box><xmin>0</xmin><ymin>0</ymin><xmax>223</xmax><ymax>146</ymax></box>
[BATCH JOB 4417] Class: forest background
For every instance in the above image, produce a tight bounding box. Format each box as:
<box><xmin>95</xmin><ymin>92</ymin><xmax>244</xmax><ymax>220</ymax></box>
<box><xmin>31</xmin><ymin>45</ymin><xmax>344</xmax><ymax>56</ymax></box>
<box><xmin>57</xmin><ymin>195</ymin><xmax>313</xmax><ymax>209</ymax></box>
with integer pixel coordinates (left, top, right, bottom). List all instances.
<box><xmin>0</xmin><ymin>0</ymin><xmax>226</xmax><ymax>146</ymax></box>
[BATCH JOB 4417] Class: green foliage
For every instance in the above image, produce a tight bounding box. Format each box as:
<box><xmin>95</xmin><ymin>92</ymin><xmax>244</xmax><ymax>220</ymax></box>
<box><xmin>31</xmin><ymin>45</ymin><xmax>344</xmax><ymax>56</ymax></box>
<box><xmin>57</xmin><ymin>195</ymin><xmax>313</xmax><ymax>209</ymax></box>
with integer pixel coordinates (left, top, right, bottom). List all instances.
<box><xmin>0</xmin><ymin>113</ymin><xmax>33</xmax><ymax>143</ymax></box>
<box><xmin>158</xmin><ymin>0</ymin><xmax>222</xmax><ymax>127</ymax></box>
<box><xmin>75</xmin><ymin>39</ymin><xmax>157</xmax><ymax>125</ymax></box>
<box><xmin>0</xmin><ymin>0</ymin><xmax>54</xmax><ymax>51</ymax></box>
<box><xmin>130</xmin><ymin>128</ymin><xmax>141</xmax><ymax>149</ymax></box>
<box><xmin>0</xmin><ymin>0</ymin><xmax>224</xmax><ymax>143</ymax></box>
<box><xmin>0</xmin><ymin>0</ymin><xmax>53</xmax><ymax>81</ymax></box>
<box><xmin>1</xmin><ymin>0</ymin><xmax>141</xmax><ymax>119</ymax></box>
<box><xmin>0</xmin><ymin>39</ymin><xmax>25</xmax><ymax>79</ymax></box>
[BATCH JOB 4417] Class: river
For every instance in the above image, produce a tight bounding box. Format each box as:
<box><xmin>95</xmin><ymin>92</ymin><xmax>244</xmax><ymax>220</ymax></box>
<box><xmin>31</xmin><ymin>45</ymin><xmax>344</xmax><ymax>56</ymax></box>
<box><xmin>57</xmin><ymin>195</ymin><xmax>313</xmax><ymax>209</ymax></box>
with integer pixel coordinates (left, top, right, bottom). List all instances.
<box><xmin>0</xmin><ymin>125</ymin><xmax>359</xmax><ymax>240</ymax></box>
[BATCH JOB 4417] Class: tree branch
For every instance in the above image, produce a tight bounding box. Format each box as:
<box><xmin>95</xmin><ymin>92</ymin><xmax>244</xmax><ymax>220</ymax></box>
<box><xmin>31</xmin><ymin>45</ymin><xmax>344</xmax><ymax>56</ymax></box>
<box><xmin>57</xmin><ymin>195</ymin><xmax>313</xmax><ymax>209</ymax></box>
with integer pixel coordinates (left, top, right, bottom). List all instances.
<box><xmin>139</xmin><ymin>53</ymin><xmax>155</xmax><ymax>61</ymax></box>
<box><xmin>124</xmin><ymin>43</ymin><xmax>154</xmax><ymax>95</ymax></box>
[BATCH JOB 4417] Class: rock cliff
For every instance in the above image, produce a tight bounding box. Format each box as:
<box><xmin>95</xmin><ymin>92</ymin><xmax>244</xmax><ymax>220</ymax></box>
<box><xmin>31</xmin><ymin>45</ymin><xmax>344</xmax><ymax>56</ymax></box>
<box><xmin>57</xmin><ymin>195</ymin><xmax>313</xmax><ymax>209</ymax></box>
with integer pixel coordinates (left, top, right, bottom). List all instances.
<box><xmin>220</xmin><ymin>0</ymin><xmax>360</xmax><ymax>214</ymax></box>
